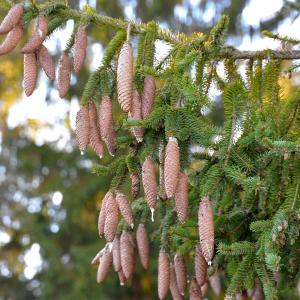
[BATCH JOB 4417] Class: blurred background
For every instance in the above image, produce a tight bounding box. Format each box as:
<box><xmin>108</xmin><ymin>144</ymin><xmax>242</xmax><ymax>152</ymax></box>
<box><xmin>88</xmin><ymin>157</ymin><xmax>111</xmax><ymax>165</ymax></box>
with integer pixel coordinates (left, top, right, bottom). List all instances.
<box><xmin>1</xmin><ymin>0</ymin><xmax>300</xmax><ymax>299</ymax></box>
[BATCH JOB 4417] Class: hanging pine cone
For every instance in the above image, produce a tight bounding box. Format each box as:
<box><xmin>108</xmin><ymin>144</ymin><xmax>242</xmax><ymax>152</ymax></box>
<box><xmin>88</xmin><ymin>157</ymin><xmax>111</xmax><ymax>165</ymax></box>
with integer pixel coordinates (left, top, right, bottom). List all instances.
<box><xmin>164</xmin><ymin>137</ymin><xmax>180</xmax><ymax>198</ymax></box>
<box><xmin>198</xmin><ymin>196</ymin><xmax>214</xmax><ymax>265</ymax></box>
<box><xmin>112</xmin><ymin>236</ymin><xmax>121</xmax><ymax>272</ymax></box>
<box><xmin>158</xmin><ymin>141</ymin><xmax>167</xmax><ymax>199</ymax></box>
<box><xmin>75</xmin><ymin>105</ymin><xmax>90</xmax><ymax>154</ymax></box>
<box><xmin>91</xmin><ymin>250</ymin><xmax>102</xmax><ymax>266</ymax></box>
<box><xmin>58</xmin><ymin>52</ymin><xmax>71</xmax><ymax>98</ymax></box>
<box><xmin>158</xmin><ymin>250</ymin><xmax>170</xmax><ymax>300</ymax></box>
<box><xmin>117</xmin><ymin>41</ymin><xmax>133</xmax><ymax>112</ymax></box>
<box><xmin>0</xmin><ymin>23</ymin><xmax>23</xmax><ymax>56</ymax></box>
<box><xmin>170</xmin><ymin>263</ymin><xmax>183</xmax><ymax>300</ymax></box>
<box><xmin>118</xmin><ymin>269</ymin><xmax>126</xmax><ymax>286</ymax></box>
<box><xmin>23</xmin><ymin>53</ymin><xmax>37</xmax><ymax>97</ymax></box>
<box><xmin>195</xmin><ymin>243</ymin><xmax>207</xmax><ymax>287</ymax></box>
<box><xmin>21</xmin><ymin>16</ymin><xmax>48</xmax><ymax>53</ymax></box>
<box><xmin>174</xmin><ymin>253</ymin><xmax>187</xmax><ymax>296</ymax></box>
<box><xmin>99</xmin><ymin>96</ymin><xmax>116</xmax><ymax>156</ymax></box>
<box><xmin>189</xmin><ymin>277</ymin><xmax>202</xmax><ymax>300</ymax></box>
<box><xmin>98</xmin><ymin>191</ymin><xmax>112</xmax><ymax>237</ymax></box>
<box><xmin>142</xmin><ymin>75</ymin><xmax>156</xmax><ymax>119</ymax></box>
<box><xmin>120</xmin><ymin>231</ymin><xmax>135</xmax><ymax>279</ymax></box>
<box><xmin>252</xmin><ymin>279</ymin><xmax>263</xmax><ymax>300</ymax></box>
<box><xmin>37</xmin><ymin>45</ymin><xmax>55</xmax><ymax>81</ymax></box>
<box><xmin>174</xmin><ymin>171</ymin><xmax>188</xmax><ymax>223</ymax></box>
<box><xmin>129</xmin><ymin>90</ymin><xmax>144</xmax><ymax>142</ymax></box>
<box><xmin>136</xmin><ymin>224</ymin><xmax>150</xmax><ymax>269</ymax></box>
<box><xmin>0</xmin><ymin>3</ymin><xmax>23</xmax><ymax>34</ymax></box>
<box><xmin>104</xmin><ymin>193</ymin><xmax>119</xmax><ymax>242</ymax></box>
<box><xmin>73</xmin><ymin>24</ymin><xmax>87</xmax><ymax>73</ymax></box>
<box><xmin>116</xmin><ymin>192</ymin><xmax>134</xmax><ymax>228</ymax></box>
<box><xmin>130</xmin><ymin>172</ymin><xmax>140</xmax><ymax>198</ymax></box>
<box><xmin>142</xmin><ymin>156</ymin><xmax>157</xmax><ymax>220</ymax></box>
<box><xmin>97</xmin><ymin>245</ymin><xmax>112</xmax><ymax>284</ymax></box>
<box><xmin>209</xmin><ymin>274</ymin><xmax>221</xmax><ymax>296</ymax></box>
<box><xmin>88</xmin><ymin>101</ymin><xmax>104</xmax><ymax>159</ymax></box>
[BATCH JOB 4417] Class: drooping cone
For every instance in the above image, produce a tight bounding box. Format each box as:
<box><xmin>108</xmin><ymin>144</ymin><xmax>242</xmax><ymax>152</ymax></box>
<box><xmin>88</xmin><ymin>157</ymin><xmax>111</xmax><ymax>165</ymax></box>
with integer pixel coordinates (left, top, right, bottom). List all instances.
<box><xmin>142</xmin><ymin>156</ymin><xmax>157</xmax><ymax>219</ymax></box>
<box><xmin>198</xmin><ymin>196</ymin><xmax>214</xmax><ymax>265</ymax></box>
<box><xmin>170</xmin><ymin>263</ymin><xmax>183</xmax><ymax>300</ymax></box>
<box><xmin>23</xmin><ymin>53</ymin><xmax>37</xmax><ymax>97</ymax></box>
<box><xmin>118</xmin><ymin>269</ymin><xmax>126</xmax><ymax>286</ymax></box>
<box><xmin>37</xmin><ymin>45</ymin><xmax>55</xmax><ymax>80</ymax></box>
<box><xmin>88</xmin><ymin>101</ymin><xmax>104</xmax><ymax>159</ymax></box>
<box><xmin>104</xmin><ymin>193</ymin><xmax>119</xmax><ymax>242</ymax></box>
<box><xmin>112</xmin><ymin>236</ymin><xmax>121</xmax><ymax>272</ymax></box>
<box><xmin>174</xmin><ymin>253</ymin><xmax>187</xmax><ymax>296</ymax></box>
<box><xmin>117</xmin><ymin>41</ymin><xmax>133</xmax><ymax>112</ymax></box>
<box><xmin>97</xmin><ymin>245</ymin><xmax>112</xmax><ymax>284</ymax></box>
<box><xmin>130</xmin><ymin>172</ymin><xmax>140</xmax><ymax>198</ymax></box>
<box><xmin>120</xmin><ymin>231</ymin><xmax>135</xmax><ymax>279</ymax></box>
<box><xmin>158</xmin><ymin>250</ymin><xmax>170</xmax><ymax>300</ymax></box>
<box><xmin>116</xmin><ymin>192</ymin><xmax>134</xmax><ymax>228</ymax></box>
<box><xmin>209</xmin><ymin>274</ymin><xmax>221</xmax><ymax>296</ymax></box>
<box><xmin>195</xmin><ymin>243</ymin><xmax>207</xmax><ymax>287</ymax></box>
<box><xmin>75</xmin><ymin>105</ymin><xmax>90</xmax><ymax>154</ymax></box>
<box><xmin>201</xmin><ymin>282</ymin><xmax>209</xmax><ymax>297</ymax></box>
<box><xmin>0</xmin><ymin>4</ymin><xmax>23</xmax><ymax>34</ymax></box>
<box><xmin>158</xmin><ymin>141</ymin><xmax>167</xmax><ymax>199</ymax></box>
<box><xmin>0</xmin><ymin>23</ymin><xmax>23</xmax><ymax>56</ymax></box>
<box><xmin>136</xmin><ymin>224</ymin><xmax>150</xmax><ymax>269</ymax></box>
<box><xmin>99</xmin><ymin>96</ymin><xmax>116</xmax><ymax>156</ymax></box>
<box><xmin>21</xmin><ymin>16</ymin><xmax>48</xmax><ymax>53</ymax></box>
<box><xmin>164</xmin><ymin>137</ymin><xmax>180</xmax><ymax>198</ymax></box>
<box><xmin>175</xmin><ymin>171</ymin><xmax>188</xmax><ymax>223</ymax></box>
<box><xmin>97</xmin><ymin>191</ymin><xmax>112</xmax><ymax>237</ymax></box>
<box><xmin>252</xmin><ymin>279</ymin><xmax>263</xmax><ymax>300</ymax></box>
<box><xmin>129</xmin><ymin>90</ymin><xmax>144</xmax><ymax>142</ymax></box>
<box><xmin>91</xmin><ymin>250</ymin><xmax>102</xmax><ymax>266</ymax></box>
<box><xmin>73</xmin><ymin>24</ymin><xmax>87</xmax><ymax>73</ymax></box>
<box><xmin>58</xmin><ymin>52</ymin><xmax>71</xmax><ymax>98</ymax></box>
<box><xmin>142</xmin><ymin>75</ymin><xmax>156</xmax><ymax>119</ymax></box>
<box><xmin>189</xmin><ymin>278</ymin><xmax>202</xmax><ymax>300</ymax></box>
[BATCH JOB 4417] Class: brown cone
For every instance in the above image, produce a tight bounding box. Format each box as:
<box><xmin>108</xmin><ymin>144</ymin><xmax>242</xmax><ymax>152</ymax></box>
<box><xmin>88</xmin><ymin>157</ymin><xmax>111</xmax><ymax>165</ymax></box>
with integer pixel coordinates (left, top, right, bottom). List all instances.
<box><xmin>175</xmin><ymin>171</ymin><xmax>188</xmax><ymax>223</ymax></box>
<box><xmin>118</xmin><ymin>269</ymin><xmax>126</xmax><ymax>286</ymax></box>
<box><xmin>88</xmin><ymin>101</ymin><xmax>104</xmax><ymax>159</ymax></box>
<box><xmin>164</xmin><ymin>137</ymin><xmax>180</xmax><ymax>198</ymax></box>
<box><xmin>99</xmin><ymin>96</ymin><xmax>116</xmax><ymax>156</ymax></box>
<box><xmin>23</xmin><ymin>53</ymin><xmax>37</xmax><ymax>97</ymax></box>
<box><xmin>120</xmin><ymin>231</ymin><xmax>135</xmax><ymax>279</ymax></box>
<box><xmin>37</xmin><ymin>44</ymin><xmax>55</xmax><ymax>80</ymax></box>
<box><xmin>158</xmin><ymin>250</ymin><xmax>170</xmax><ymax>300</ymax></box>
<box><xmin>142</xmin><ymin>75</ymin><xmax>156</xmax><ymax>119</ymax></box>
<box><xmin>252</xmin><ymin>279</ymin><xmax>263</xmax><ymax>300</ymax></box>
<box><xmin>174</xmin><ymin>253</ymin><xmax>187</xmax><ymax>296</ymax></box>
<box><xmin>201</xmin><ymin>282</ymin><xmax>208</xmax><ymax>297</ymax></box>
<box><xmin>198</xmin><ymin>196</ymin><xmax>214</xmax><ymax>265</ymax></box>
<box><xmin>98</xmin><ymin>191</ymin><xmax>112</xmax><ymax>237</ymax></box>
<box><xmin>73</xmin><ymin>24</ymin><xmax>87</xmax><ymax>73</ymax></box>
<box><xmin>104</xmin><ymin>193</ymin><xmax>119</xmax><ymax>242</ymax></box>
<box><xmin>0</xmin><ymin>23</ymin><xmax>23</xmax><ymax>56</ymax></box>
<box><xmin>0</xmin><ymin>4</ymin><xmax>23</xmax><ymax>34</ymax></box>
<box><xmin>209</xmin><ymin>274</ymin><xmax>221</xmax><ymax>296</ymax></box>
<box><xmin>170</xmin><ymin>263</ymin><xmax>183</xmax><ymax>300</ymax></box>
<box><xmin>189</xmin><ymin>278</ymin><xmax>202</xmax><ymax>300</ymax></box>
<box><xmin>21</xmin><ymin>16</ymin><xmax>48</xmax><ymax>53</ymax></box>
<box><xmin>58</xmin><ymin>52</ymin><xmax>71</xmax><ymax>98</ymax></box>
<box><xmin>129</xmin><ymin>90</ymin><xmax>144</xmax><ymax>142</ymax></box>
<box><xmin>130</xmin><ymin>172</ymin><xmax>140</xmax><ymax>198</ymax></box>
<box><xmin>112</xmin><ymin>236</ymin><xmax>121</xmax><ymax>272</ymax></box>
<box><xmin>75</xmin><ymin>105</ymin><xmax>90</xmax><ymax>154</ymax></box>
<box><xmin>97</xmin><ymin>245</ymin><xmax>112</xmax><ymax>284</ymax></box>
<box><xmin>117</xmin><ymin>41</ymin><xmax>133</xmax><ymax>112</ymax></box>
<box><xmin>136</xmin><ymin>224</ymin><xmax>150</xmax><ymax>269</ymax></box>
<box><xmin>195</xmin><ymin>243</ymin><xmax>207</xmax><ymax>287</ymax></box>
<box><xmin>116</xmin><ymin>192</ymin><xmax>134</xmax><ymax>228</ymax></box>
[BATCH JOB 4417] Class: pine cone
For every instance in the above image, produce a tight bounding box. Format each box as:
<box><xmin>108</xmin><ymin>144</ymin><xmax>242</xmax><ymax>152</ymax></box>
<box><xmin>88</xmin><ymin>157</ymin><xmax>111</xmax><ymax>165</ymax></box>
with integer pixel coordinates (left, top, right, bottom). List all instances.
<box><xmin>0</xmin><ymin>4</ymin><xmax>23</xmax><ymax>34</ymax></box>
<box><xmin>120</xmin><ymin>231</ymin><xmax>135</xmax><ymax>279</ymax></box>
<box><xmin>104</xmin><ymin>193</ymin><xmax>119</xmax><ymax>242</ymax></box>
<box><xmin>112</xmin><ymin>236</ymin><xmax>121</xmax><ymax>272</ymax></box>
<box><xmin>164</xmin><ymin>137</ymin><xmax>180</xmax><ymax>198</ymax></box>
<box><xmin>130</xmin><ymin>172</ymin><xmax>140</xmax><ymax>198</ymax></box>
<box><xmin>58</xmin><ymin>52</ymin><xmax>71</xmax><ymax>98</ymax></box>
<box><xmin>158</xmin><ymin>250</ymin><xmax>170</xmax><ymax>300</ymax></box>
<box><xmin>0</xmin><ymin>23</ymin><xmax>23</xmax><ymax>56</ymax></box>
<box><xmin>198</xmin><ymin>196</ymin><xmax>214</xmax><ymax>265</ymax></box>
<box><xmin>129</xmin><ymin>89</ymin><xmax>144</xmax><ymax>142</ymax></box>
<box><xmin>23</xmin><ymin>53</ymin><xmax>37</xmax><ymax>97</ymax></box>
<box><xmin>37</xmin><ymin>44</ymin><xmax>55</xmax><ymax>81</ymax></box>
<box><xmin>189</xmin><ymin>277</ymin><xmax>202</xmax><ymax>300</ymax></box>
<box><xmin>142</xmin><ymin>75</ymin><xmax>156</xmax><ymax>119</ymax></box>
<box><xmin>116</xmin><ymin>192</ymin><xmax>134</xmax><ymax>228</ymax></box>
<box><xmin>88</xmin><ymin>101</ymin><xmax>104</xmax><ymax>159</ymax></box>
<box><xmin>73</xmin><ymin>24</ymin><xmax>87</xmax><ymax>73</ymax></box>
<box><xmin>252</xmin><ymin>279</ymin><xmax>263</xmax><ymax>300</ymax></box>
<box><xmin>174</xmin><ymin>253</ymin><xmax>187</xmax><ymax>296</ymax></box>
<box><xmin>21</xmin><ymin>16</ymin><xmax>48</xmax><ymax>53</ymax></box>
<box><xmin>75</xmin><ymin>105</ymin><xmax>90</xmax><ymax>154</ymax></box>
<box><xmin>136</xmin><ymin>224</ymin><xmax>150</xmax><ymax>269</ymax></box>
<box><xmin>98</xmin><ymin>191</ymin><xmax>112</xmax><ymax>237</ymax></box>
<box><xmin>175</xmin><ymin>171</ymin><xmax>188</xmax><ymax>223</ymax></box>
<box><xmin>201</xmin><ymin>282</ymin><xmax>208</xmax><ymax>297</ymax></box>
<box><xmin>169</xmin><ymin>263</ymin><xmax>183</xmax><ymax>300</ymax></box>
<box><xmin>118</xmin><ymin>269</ymin><xmax>126</xmax><ymax>286</ymax></box>
<box><xmin>209</xmin><ymin>274</ymin><xmax>221</xmax><ymax>296</ymax></box>
<box><xmin>117</xmin><ymin>41</ymin><xmax>133</xmax><ymax>112</ymax></box>
<box><xmin>91</xmin><ymin>250</ymin><xmax>102</xmax><ymax>266</ymax></box>
<box><xmin>97</xmin><ymin>245</ymin><xmax>112</xmax><ymax>284</ymax></box>
<box><xmin>99</xmin><ymin>96</ymin><xmax>116</xmax><ymax>156</ymax></box>
<box><xmin>195</xmin><ymin>243</ymin><xmax>207</xmax><ymax>287</ymax></box>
